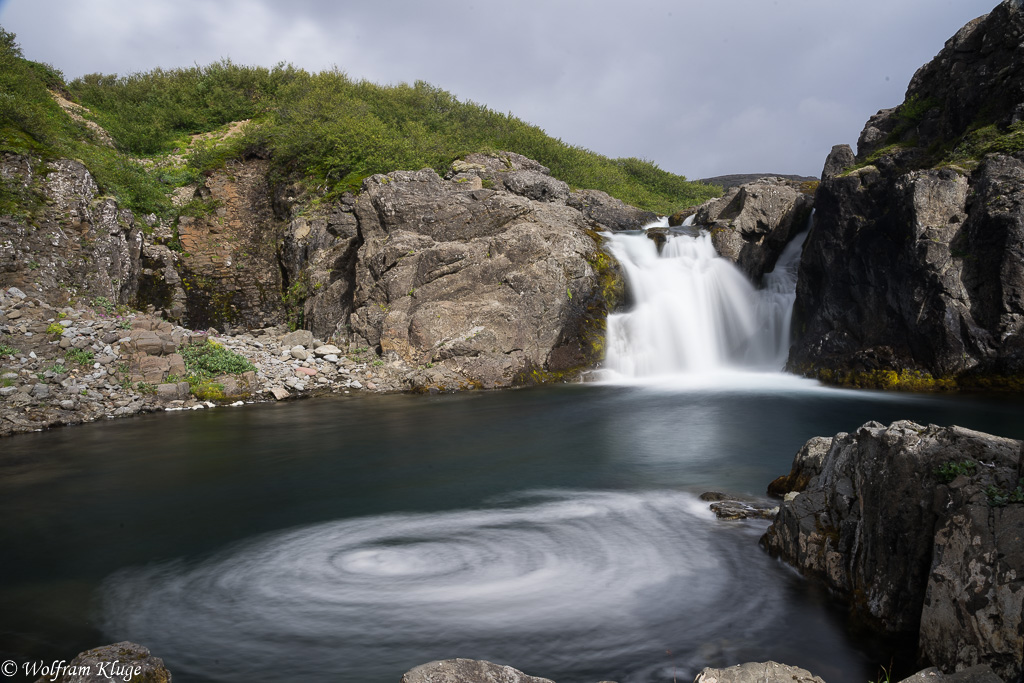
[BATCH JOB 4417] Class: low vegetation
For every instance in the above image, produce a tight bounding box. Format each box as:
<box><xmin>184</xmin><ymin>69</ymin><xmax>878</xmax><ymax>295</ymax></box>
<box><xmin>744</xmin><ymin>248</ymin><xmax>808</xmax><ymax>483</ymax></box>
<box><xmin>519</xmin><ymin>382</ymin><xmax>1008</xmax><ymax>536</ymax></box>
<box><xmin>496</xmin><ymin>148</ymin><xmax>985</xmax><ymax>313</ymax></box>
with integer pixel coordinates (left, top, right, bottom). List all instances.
<box><xmin>176</xmin><ymin>340</ymin><xmax>256</xmax><ymax>401</ymax></box>
<box><xmin>179</xmin><ymin>340</ymin><xmax>255</xmax><ymax>379</ymax></box>
<box><xmin>1</xmin><ymin>26</ymin><xmax>718</xmax><ymax>218</ymax></box>
<box><xmin>934</xmin><ymin>460</ymin><xmax>977</xmax><ymax>484</ymax></box>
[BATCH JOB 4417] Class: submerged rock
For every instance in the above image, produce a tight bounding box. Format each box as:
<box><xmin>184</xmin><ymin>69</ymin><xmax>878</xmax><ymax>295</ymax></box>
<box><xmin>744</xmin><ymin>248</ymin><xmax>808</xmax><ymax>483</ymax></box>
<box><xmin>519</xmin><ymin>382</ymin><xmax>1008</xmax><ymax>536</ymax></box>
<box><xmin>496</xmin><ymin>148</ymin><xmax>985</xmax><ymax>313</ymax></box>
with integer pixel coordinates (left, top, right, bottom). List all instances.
<box><xmin>700</xmin><ymin>491</ymin><xmax>778</xmax><ymax>520</ymax></box>
<box><xmin>762</xmin><ymin>420</ymin><xmax>1024</xmax><ymax>681</ymax></box>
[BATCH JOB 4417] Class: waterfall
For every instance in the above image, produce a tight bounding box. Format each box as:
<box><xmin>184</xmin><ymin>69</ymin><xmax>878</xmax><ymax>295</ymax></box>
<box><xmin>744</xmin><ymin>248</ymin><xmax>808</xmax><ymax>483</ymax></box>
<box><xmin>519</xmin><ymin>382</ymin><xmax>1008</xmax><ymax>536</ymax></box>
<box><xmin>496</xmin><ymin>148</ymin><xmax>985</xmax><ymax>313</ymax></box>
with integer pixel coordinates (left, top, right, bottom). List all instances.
<box><xmin>600</xmin><ymin>218</ymin><xmax>808</xmax><ymax>383</ymax></box>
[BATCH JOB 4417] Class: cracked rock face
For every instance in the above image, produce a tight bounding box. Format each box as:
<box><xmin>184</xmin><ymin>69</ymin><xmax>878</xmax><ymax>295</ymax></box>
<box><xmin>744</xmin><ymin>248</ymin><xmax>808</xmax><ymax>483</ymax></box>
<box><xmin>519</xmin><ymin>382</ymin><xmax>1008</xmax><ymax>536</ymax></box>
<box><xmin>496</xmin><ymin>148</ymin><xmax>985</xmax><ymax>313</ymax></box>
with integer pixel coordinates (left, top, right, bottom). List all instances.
<box><xmin>1</xmin><ymin>155</ymin><xmax>144</xmax><ymax>308</ymax></box>
<box><xmin>791</xmin><ymin>2</ymin><xmax>1024</xmax><ymax>384</ymax></box>
<box><xmin>791</xmin><ymin>156</ymin><xmax>1024</xmax><ymax>381</ymax></box>
<box><xmin>347</xmin><ymin>167</ymin><xmax>619</xmax><ymax>389</ymax></box>
<box><xmin>762</xmin><ymin>420</ymin><xmax>1024</xmax><ymax>681</ymax></box>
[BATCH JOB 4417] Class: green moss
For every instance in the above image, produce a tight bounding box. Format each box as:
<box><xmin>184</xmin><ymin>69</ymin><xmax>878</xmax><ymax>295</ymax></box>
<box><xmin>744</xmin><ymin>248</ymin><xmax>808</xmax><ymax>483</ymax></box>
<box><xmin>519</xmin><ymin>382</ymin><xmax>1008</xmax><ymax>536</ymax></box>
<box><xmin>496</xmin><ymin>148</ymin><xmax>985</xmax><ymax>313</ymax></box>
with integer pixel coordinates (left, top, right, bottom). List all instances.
<box><xmin>800</xmin><ymin>364</ymin><xmax>1024</xmax><ymax>393</ymax></box>
<box><xmin>895</xmin><ymin>94</ymin><xmax>938</xmax><ymax>125</ymax></box>
<box><xmin>282</xmin><ymin>278</ymin><xmax>309</xmax><ymax>331</ymax></box>
<box><xmin>986</xmin><ymin>479</ymin><xmax>1024</xmax><ymax>507</ymax></box>
<box><xmin>943</xmin><ymin>121</ymin><xmax>1024</xmax><ymax>166</ymax></box>
<box><xmin>190</xmin><ymin>380</ymin><xmax>227</xmax><ymax>401</ymax></box>
<box><xmin>808</xmin><ymin>367</ymin><xmax>957</xmax><ymax>392</ymax></box>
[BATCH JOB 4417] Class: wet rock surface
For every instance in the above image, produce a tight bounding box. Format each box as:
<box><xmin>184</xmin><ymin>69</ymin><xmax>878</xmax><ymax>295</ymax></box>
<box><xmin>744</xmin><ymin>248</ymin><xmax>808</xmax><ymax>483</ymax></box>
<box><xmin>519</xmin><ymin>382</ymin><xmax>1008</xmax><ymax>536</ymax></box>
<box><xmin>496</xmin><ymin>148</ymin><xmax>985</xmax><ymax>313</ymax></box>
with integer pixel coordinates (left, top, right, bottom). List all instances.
<box><xmin>699</xmin><ymin>491</ymin><xmax>778</xmax><ymax>520</ymax></box>
<box><xmin>690</xmin><ymin>177</ymin><xmax>814</xmax><ymax>284</ymax></box>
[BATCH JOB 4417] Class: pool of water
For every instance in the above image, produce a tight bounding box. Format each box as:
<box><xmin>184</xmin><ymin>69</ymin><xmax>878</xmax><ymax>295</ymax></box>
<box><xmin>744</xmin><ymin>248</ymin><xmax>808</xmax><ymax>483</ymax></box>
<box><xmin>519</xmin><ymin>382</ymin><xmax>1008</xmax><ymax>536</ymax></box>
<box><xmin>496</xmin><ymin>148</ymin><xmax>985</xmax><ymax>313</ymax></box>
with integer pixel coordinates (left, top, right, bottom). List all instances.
<box><xmin>1</xmin><ymin>381</ymin><xmax>1021</xmax><ymax>682</ymax></box>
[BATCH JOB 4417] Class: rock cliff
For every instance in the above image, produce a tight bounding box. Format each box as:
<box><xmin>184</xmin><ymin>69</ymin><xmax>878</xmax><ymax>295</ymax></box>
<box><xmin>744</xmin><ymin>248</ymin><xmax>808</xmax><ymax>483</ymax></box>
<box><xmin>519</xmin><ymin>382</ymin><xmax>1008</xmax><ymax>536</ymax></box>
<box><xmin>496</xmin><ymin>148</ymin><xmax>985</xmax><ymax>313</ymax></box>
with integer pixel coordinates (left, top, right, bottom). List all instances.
<box><xmin>1</xmin><ymin>149</ymin><xmax>639</xmax><ymax>395</ymax></box>
<box><xmin>790</xmin><ymin>0</ymin><xmax>1024</xmax><ymax>389</ymax></box>
<box><xmin>762</xmin><ymin>421</ymin><xmax>1024</xmax><ymax>681</ymax></box>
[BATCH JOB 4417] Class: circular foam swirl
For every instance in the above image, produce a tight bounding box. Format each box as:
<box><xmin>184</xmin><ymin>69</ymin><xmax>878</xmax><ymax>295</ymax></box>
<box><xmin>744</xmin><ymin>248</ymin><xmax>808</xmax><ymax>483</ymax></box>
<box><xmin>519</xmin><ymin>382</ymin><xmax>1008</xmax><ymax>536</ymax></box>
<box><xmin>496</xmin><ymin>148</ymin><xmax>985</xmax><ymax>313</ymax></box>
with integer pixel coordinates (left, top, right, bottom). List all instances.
<box><xmin>101</xmin><ymin>491</ymin><xmax>780</xmax><ymax>682</ymax></box>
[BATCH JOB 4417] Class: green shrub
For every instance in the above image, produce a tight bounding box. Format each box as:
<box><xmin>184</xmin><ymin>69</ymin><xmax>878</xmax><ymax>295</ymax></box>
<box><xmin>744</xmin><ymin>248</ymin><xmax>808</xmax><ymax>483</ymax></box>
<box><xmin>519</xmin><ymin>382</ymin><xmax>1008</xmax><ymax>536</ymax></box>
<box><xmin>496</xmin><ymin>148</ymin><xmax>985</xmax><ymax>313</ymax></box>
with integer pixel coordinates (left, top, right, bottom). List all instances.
<box><xmin>5</xmin><ymin>24</ymin><xmax>718</xmax><ymax>220</ymax></box>
<box><xmin>179</xmin><ymin>340</ymin><xmax>255</xmax><ymax>379</ymax></box>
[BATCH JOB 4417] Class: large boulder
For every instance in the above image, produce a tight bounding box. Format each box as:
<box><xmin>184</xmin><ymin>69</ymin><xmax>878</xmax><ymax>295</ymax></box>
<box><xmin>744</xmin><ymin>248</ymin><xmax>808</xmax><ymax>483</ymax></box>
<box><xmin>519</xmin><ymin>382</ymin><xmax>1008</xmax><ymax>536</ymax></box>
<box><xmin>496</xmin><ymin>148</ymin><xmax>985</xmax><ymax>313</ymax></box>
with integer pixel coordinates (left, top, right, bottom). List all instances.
<box><xmin>790</xmin><ymin>1</ymin><xmax>1024</xmax><ymax>388</ymax></box>
<box><xmin>348</xmin><ymin>168</ymin><xmax>622</xmax><ymax>389</ymax></box>
<box><xmin>691</xmin><ymin>177</ymin><xmax>814</xmax><ymax>283</ymax></box>
<box><xmin>762</xmin><ymin>421</ymin><xmax>1024</xmax><ymax>681</ymax></box>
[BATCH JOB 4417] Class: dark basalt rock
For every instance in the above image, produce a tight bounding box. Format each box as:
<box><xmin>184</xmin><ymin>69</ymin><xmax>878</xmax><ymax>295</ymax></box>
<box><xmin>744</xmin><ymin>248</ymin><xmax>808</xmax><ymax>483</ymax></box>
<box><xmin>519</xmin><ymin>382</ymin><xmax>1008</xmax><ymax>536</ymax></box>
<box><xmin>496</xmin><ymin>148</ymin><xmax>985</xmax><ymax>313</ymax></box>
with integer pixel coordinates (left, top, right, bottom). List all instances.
<box><xmin>790</xmin><ymin>1</ymin><xmax>1024</xmax><ymax>387</ymax></box>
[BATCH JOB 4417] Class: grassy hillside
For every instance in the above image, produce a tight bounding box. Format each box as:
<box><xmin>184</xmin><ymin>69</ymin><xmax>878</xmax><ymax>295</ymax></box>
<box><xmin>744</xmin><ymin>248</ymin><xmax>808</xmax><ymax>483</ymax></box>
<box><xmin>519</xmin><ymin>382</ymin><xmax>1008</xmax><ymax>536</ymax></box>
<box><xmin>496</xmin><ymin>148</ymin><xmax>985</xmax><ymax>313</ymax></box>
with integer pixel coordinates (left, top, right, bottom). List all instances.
<box><xmin>1</xmin><ymin>27</ymin><xmax>720</xmax><ymax>216</ymax></box>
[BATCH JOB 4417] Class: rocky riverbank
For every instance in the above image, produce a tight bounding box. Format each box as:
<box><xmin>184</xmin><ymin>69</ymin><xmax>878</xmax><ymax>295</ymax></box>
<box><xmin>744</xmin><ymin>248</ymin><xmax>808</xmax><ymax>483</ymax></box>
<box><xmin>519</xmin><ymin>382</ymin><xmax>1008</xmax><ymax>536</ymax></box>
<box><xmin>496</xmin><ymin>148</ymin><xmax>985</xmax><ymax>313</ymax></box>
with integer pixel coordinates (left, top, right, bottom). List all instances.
<box><xmin>0</xmin><ymin>283</ymin><xmax>473</xmax><ymax>438</ymax></box>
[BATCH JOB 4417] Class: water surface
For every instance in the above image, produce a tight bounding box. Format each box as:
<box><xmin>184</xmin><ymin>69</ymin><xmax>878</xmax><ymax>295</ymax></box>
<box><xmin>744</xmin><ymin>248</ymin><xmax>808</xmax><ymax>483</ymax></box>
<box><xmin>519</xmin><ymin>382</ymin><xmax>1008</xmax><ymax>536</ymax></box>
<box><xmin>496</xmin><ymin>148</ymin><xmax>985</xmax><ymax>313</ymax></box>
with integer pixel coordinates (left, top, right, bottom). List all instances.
<box><xmin>2</xmin><ymin>384</ymin><xmax>1022</xmax><ymax>682</ymax></box>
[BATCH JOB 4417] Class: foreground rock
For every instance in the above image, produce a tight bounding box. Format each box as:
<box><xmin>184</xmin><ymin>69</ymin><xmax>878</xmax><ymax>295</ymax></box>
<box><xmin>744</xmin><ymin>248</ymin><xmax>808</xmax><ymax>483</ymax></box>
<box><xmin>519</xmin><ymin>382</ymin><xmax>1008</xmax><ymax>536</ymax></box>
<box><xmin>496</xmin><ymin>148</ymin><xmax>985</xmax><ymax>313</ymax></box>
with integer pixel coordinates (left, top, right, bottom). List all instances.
<box><xmin>762</xmin><ymin>420</ymin><xmax>1024</xmax><ymax>681</ymax></box>
<box><xmin>693</xmin><ymin>661</ymin><xmax>824</xmax><ymax>683</ymax></box>
<box><xmin>690</xmin><ymin>177</ymin><xmax>814</xmax><ymax>283</ymax></box>
<box><xmin>401</xmin><ymin>659</ymin><xmax>556</xmax><ymax>683</ymax></box>
<box><xmin>790</xmin><ymin>1</ymin><xmax>1024</xmax><ymax>389</ymax></box>
<box><xmin>31</xmin><ymin>641</ymin><xmax>171</xmax><ymax>683</ymax></box>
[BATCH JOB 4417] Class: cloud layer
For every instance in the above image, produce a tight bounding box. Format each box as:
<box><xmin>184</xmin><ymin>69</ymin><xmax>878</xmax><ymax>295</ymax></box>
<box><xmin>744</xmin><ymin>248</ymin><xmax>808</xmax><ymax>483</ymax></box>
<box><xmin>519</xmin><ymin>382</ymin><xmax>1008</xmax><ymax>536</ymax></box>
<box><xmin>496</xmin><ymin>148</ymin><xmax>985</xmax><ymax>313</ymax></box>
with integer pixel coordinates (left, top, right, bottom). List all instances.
<box><xmin>0</xmin><ymin>0</ymin><xmax>997</xmax><ymax>179</ymax></box>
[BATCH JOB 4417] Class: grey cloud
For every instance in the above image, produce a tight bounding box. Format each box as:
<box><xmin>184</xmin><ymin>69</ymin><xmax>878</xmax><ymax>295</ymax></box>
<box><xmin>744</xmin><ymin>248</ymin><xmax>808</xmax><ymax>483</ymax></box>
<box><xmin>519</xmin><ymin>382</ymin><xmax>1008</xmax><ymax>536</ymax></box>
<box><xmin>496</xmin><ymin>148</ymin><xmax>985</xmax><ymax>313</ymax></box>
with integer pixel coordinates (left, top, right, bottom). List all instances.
<box><xmin>0</xmin><ymin>0</ymin><xmax>998</xmax><ymax>179</ymax></box>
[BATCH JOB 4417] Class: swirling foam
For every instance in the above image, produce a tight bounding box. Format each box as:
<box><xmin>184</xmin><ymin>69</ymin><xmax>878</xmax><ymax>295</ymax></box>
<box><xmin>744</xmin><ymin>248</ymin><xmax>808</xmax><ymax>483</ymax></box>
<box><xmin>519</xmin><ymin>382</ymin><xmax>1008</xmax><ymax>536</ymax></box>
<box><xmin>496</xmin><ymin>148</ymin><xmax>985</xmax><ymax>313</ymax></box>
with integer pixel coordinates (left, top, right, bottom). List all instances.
<box><xmin>100</xmin><ymin>491</ymin><xmax>780</xmax><ymax>682</ymax></box>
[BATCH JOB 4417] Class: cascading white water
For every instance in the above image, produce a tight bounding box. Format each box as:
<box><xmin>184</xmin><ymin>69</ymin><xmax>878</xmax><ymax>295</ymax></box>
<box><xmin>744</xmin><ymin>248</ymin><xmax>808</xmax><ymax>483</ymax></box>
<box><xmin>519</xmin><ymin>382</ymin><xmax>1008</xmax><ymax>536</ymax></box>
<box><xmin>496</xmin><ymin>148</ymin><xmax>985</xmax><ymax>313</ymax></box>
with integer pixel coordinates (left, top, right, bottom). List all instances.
<box><xmin>602</xmin><ymin>218</ymin><xmax>808</xmax><ymax>382</ymax></box>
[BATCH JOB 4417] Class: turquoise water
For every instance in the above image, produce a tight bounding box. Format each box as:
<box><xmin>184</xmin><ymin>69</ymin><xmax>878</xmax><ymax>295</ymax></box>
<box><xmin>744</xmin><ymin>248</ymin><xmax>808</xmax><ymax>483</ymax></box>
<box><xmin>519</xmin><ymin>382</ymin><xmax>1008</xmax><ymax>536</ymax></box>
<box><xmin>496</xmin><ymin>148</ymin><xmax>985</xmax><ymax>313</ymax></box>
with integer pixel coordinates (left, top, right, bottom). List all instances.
<box><xmin>1</xmin><ymin>383</ymin><xmax>1022</xmax><ymax>682</ymax></box>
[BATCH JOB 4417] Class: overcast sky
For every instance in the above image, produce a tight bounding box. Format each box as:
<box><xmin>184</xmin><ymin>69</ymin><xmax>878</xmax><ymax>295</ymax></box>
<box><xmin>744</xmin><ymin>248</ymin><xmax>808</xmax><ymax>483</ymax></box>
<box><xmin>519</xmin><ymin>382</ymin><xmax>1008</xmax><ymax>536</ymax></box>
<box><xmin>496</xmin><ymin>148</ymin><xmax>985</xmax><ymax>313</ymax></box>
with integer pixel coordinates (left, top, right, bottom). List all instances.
<box><xmin>0</xmin><ymin>0</ymin><xmax>999</xmax><ymax>179</ymax></box>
